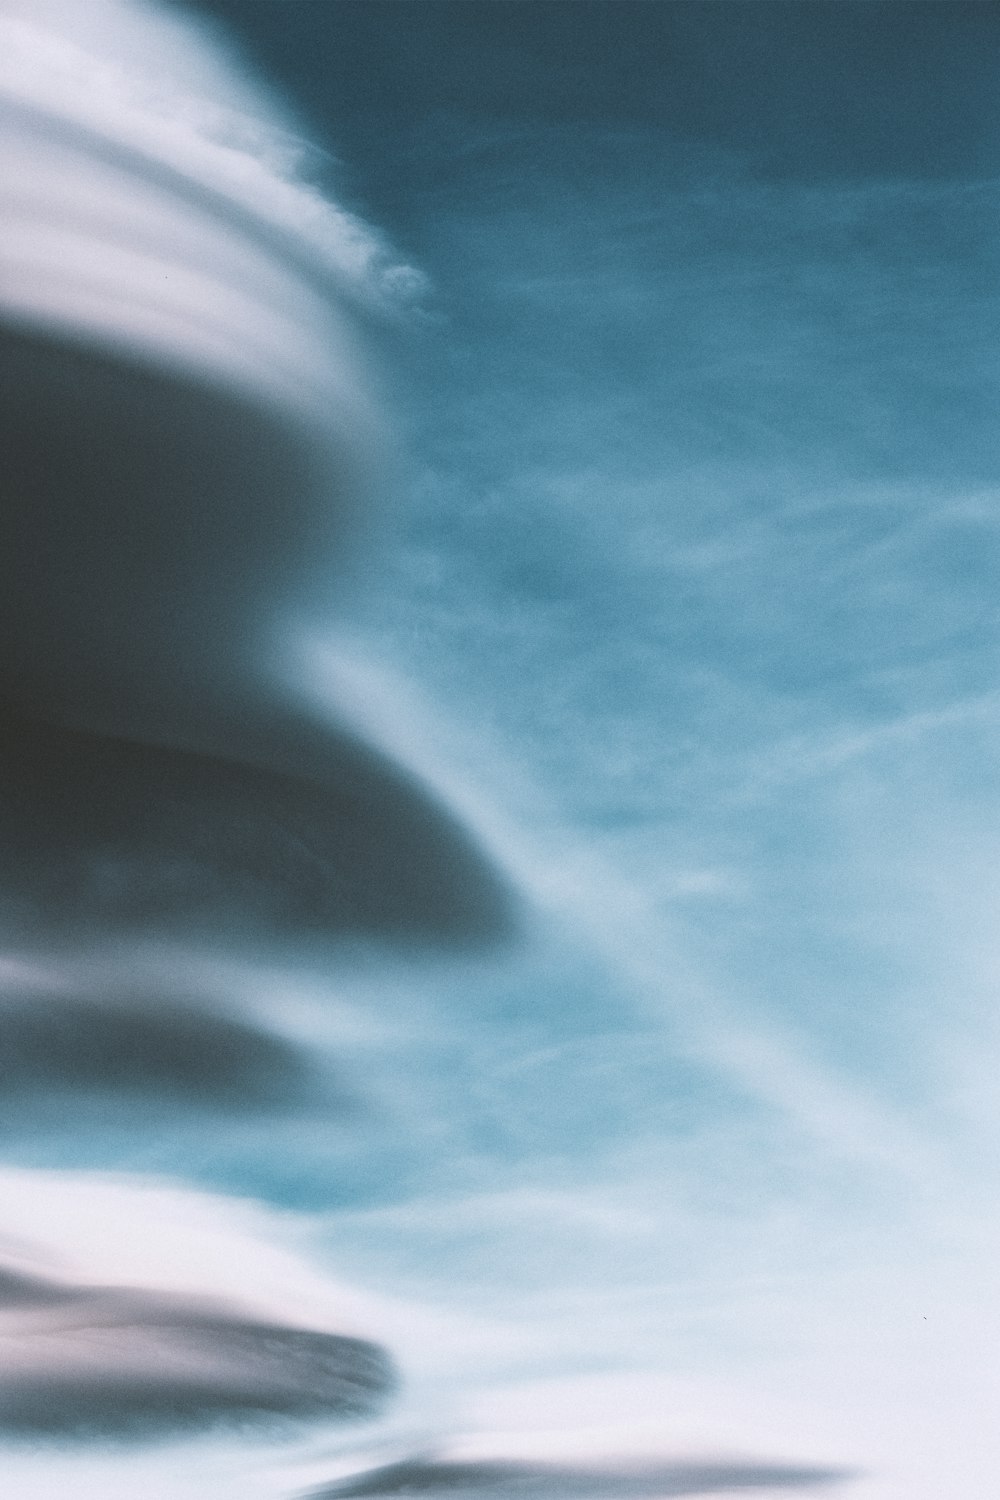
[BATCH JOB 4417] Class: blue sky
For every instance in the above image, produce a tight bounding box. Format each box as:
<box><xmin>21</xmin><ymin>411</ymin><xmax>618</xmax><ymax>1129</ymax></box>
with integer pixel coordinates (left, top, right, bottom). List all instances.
<box><xmin>4</xmin><ymin>3</ymin><xmax>1000</xmax><ymax>1498</ymax></box>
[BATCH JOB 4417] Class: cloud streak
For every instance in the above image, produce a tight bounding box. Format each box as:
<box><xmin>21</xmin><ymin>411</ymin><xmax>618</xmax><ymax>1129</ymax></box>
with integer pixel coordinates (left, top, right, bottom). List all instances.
<box><xmin>0</xmin><ymin>987</ymin><xmax>317</xmax><ymax>1116</ymax></box>
<box><xmin>0</xmin><ymin>704</ymin><xmax>517</xmax><ymax>950</ymax></box>
<box><xmin>307</xmin><ymin>1453</ymin><xmax>850</xmax><ymax>1499</ymax></box>
<box><xmin>0</xmin><ymin>1258</ymin><xmax>395</xmax><ymax>1440</ymax></box>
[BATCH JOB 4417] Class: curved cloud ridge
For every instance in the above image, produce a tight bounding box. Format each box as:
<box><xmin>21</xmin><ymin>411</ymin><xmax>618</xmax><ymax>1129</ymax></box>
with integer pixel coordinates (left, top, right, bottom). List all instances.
<box><xmin>0</xmin><ymin>0</ymin><xmax>509</xmax><ymax>1468</ymax></box>
<box><xmin>0</xmin><ymin>0</ymin><xmax>392</xmax><ymax>722</ymax></box>
<box><xmin>0</xmin><ymin>1259</ymin><xmax>396</xmax><ymax>1439</ymax></box>
<box><xmin>0</xmin><ymin>0</ymin><xmax>409</xmax><ymax>392</ymax></box>
<box><xmin>0</xmin><ymin>0</ymin><xmax>516</xmax><ymax>945</ymax></box>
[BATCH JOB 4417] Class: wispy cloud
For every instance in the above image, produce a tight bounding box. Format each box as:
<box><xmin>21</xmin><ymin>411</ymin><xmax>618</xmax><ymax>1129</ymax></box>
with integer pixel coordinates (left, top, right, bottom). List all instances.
<box><xmin>297</xmin><ymin>641</ymin><xmax>945</xmax><ymax>1184</ymax></box>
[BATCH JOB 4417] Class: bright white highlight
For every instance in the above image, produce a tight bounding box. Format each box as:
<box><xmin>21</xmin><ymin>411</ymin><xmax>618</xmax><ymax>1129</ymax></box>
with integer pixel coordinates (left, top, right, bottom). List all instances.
<box><xmin>0</xmin><ymin>0</ymin><xmax>418</xmax><ymax>496</ymax></box>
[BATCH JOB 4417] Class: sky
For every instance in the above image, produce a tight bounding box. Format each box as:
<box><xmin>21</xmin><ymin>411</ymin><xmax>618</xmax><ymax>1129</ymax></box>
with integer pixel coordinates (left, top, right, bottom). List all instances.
<box><xmin>2</xmin><ymin>2</ymin><xmax>1000</xmax><ymax>1498</ymax></box>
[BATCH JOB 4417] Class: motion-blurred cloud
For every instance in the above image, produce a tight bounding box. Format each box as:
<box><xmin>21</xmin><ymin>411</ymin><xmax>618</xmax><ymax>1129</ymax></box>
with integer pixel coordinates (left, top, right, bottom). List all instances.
<box><xmin>0</xmin><ymin>1259</ymin><xmax>394</xmax><ymax>1438</ymax></box>
<box><xmin>0</xmin><ymin>986</ymin><xmax>317</xmax><ymax>1117</ymax></box>
<box><xmin>0</xmin><ymin>705</ymin><xmax>517</xmax><ymax>950</ymax></box>
<box><xmin>0</xmin><ymin>0</ymin><xmax>514</xmax><ymax>954</ymax></box>
<box><xmin>307</xmin><ymin>1454</ymin><xmax>850</xmax><ymax>1499</ymax></box>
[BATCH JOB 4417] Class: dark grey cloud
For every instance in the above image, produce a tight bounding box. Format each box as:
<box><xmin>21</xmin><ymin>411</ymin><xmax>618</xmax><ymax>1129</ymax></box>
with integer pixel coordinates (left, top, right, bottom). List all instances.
<box><xmin>0</xmin><ymin>328</ymin><xmax>356</xmax><ymax>720</ymax></box>
<box><xmin>0</xmin><ymin>326</ymin><xmax>514</xmax><ymax>955</ymax></box>
<box><xmin>308</xmin><ymin>1455</ymin><xmax>852</xmax><ymax>1499</ymax></box>
<box><xmin>0</xmin><ymin>16</ymin><xmax>516</xmax><ymax>955</ymax></box>
<box><xmin>0</xmin><ymin>703</ymin><xmax>516</xmax><ymax>949</ymax></box>
<box><xmin>0</xmin><ymin>1266</ymin><xmax>77</xmax><ymax>1309</ymax></box>
<box><xmin>0</xmin><ymin>1264</ymin><xmax>395</xmax><ymax>1440</ymax></box>
<box><xmin>0</xmin><ymin>988</ymin><xmax>318</xmax><ymax>1115</ymax></box>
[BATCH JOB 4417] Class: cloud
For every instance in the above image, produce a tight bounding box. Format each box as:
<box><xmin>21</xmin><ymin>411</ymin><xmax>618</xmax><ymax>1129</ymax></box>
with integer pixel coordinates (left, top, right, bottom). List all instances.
<box><xmin>0</xmin><ymin>986</ymin><xmax>318</xmax><ymax>1116</ymax></box>
<box><xmin>0</xmin><ymin>0</ymin><xmax>517</xmax><ymax>955</ymax></box>
<box><xmin>0</xmin><ymin>0</ymin><xmax>416</xmax><ymax>322</ymax></box>
<box><xmin>0</xmin><ymin>704</ymin><xmax>516</xmax><ymax>950</ymax></box>
<box><xmin>0</xmin><ymin>0</ymin><xmax>393</xmax><ymax>713</ymax></box>
<box><xmin>0</xmin><ymin>0</ymin><xmax>429</xmax><ymax>774</ymax></box>
<box><xmin>0</xmin><ymin>1260</ymin><xmax>395</xmax><ymax>1439</ymax></box>
<box><xmin>306</xmin><ymin>1453</ymin><xmax>850</xmax><ymax>1499</ymax></box>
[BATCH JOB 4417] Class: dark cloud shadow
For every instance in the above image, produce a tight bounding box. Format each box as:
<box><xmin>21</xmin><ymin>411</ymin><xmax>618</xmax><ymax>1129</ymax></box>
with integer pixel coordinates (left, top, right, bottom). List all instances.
<box><xmin>308</xmin><ymin>1455</ymin><xmax>853</xmax><ymax>1499</ymax></box>
<box><xmin>0</xmin><ymin>702</ymin><xmax>517</xmax><ymax>950</ymax></box>
<box><xmin>0</xmin><ymin>321</ymin><xmax>519</xmax><ymax>954</ymax></box>
<box><xmin>0</xmin><ymin>327</ymin><xmax>361</xmax><ymax>716</ymax></box>
<box><xmin>0</xmin><ymin>1265</ymin><xmax>396</xmax><ymax>1440</ymax></box>
<box><xmin>0</xmin><ymin>1267</ymin><xmax>78</xmax><ymax>1309</ymax></box>
<box><xmin>0</xmin><ymin>989</ymin><xmax>319</xmax><ymax>1116</ymax></box>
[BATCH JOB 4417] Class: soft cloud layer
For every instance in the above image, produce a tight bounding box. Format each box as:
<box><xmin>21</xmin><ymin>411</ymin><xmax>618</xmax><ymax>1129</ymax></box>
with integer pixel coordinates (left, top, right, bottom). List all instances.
<box><xmin>0</xmin><ymin>0</ymin><xmax>515</xmax><ymax>961</ymax></box>
<box><xmin>0</xmin><ymin>0</ymin><xmax>406</xmax><ymax>731</ymax></box>
<box><xmin>0</xmin><ymin>0</ymin><xmax>516</xmax><ymax>1480</ymax></box>
<box><xmin>0</xmin><ymin>986</ymin><xmax>316</xmax><ymax>1117</ymax></box>
<box><xmin>308</xmin><ymin>1454</ymin><xmax>849</xmax><ymax>1499</ymax></box>
<box><xmin>0</xmin><ymin>705</ymin><xmax>516</xmax><ymax>951</ymax></box>
<box><xmin>0</xmin><ymin>0</ymin><xmax>387</xmax><ymax>692</ymax></box>
<box><xmin>0</xmin><ymin>1259</ymin><xmax>393</xmax><ymax>1439</ymax></box>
